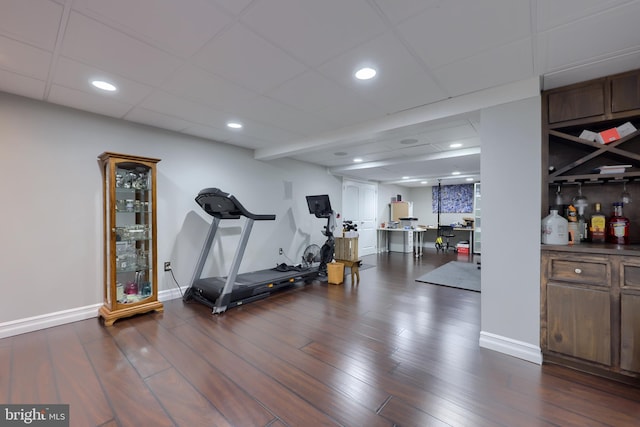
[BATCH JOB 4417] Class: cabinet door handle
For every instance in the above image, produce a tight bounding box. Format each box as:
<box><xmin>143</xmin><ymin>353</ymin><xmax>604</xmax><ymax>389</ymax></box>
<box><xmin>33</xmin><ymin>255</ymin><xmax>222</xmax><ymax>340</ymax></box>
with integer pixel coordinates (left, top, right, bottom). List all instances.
<box><xmin>574</xmin><ymin>268</ymin><xmax>582</xmax><ymax>274</ymax></box>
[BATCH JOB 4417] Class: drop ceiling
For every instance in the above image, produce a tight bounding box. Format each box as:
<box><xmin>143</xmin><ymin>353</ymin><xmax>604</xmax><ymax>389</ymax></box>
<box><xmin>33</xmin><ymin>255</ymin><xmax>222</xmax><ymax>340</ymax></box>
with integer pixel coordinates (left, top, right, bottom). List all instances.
<box><xmin>2</xmin><ymin>0</ymin><xmax>640</xmax><ymax>186</ymax></box>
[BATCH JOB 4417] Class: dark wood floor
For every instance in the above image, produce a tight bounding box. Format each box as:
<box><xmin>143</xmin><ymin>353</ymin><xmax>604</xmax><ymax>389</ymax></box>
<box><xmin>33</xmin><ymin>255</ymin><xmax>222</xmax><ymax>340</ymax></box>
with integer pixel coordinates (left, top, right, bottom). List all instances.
<box><xmin>2</xmin><ymin>251</ymin><xmax>640</xmax><ymax>426</ymax></box>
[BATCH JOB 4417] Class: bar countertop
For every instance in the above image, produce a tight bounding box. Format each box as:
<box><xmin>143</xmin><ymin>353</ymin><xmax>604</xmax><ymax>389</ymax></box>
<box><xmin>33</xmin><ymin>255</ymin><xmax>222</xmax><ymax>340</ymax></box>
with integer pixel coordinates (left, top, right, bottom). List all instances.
<box><xmin>541</xmin><ymin>242</ymin><xmax>640</xmax><ymax>256</ymax></box>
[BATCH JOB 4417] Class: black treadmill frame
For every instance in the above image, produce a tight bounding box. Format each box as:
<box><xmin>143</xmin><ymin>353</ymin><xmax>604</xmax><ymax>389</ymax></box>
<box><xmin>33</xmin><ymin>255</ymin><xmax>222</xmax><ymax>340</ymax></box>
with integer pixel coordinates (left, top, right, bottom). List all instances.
<box><xmin>183</xmin><ymin>188</ymin><xmax>320</xmax><ymax>313</ymax></box>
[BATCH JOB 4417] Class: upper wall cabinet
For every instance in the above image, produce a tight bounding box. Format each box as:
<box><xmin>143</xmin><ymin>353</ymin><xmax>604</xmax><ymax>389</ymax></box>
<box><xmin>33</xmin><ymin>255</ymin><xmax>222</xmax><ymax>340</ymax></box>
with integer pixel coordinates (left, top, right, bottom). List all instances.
<box><xmin>547</xmin><ymin>80</ymin><xmax>605</xmax><ymax>124</ymax></box>
<box><xmin>543</xmin><ymin>69</ymin><xmax>640</xmax><ymax>192</ymax></box>
<box><xmin>611</xmin><ymin>71</ymin><xmax>640</xmax><ymax>113</ymax></box>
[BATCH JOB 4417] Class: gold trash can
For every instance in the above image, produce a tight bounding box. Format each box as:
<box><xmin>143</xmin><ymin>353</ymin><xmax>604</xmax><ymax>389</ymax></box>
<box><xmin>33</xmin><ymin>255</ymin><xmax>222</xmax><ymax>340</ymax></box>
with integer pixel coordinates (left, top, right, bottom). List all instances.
<box><xmin>327</xmin><ymin>262</ymin><xmax>344</xmax><ymax>285</ymax></box>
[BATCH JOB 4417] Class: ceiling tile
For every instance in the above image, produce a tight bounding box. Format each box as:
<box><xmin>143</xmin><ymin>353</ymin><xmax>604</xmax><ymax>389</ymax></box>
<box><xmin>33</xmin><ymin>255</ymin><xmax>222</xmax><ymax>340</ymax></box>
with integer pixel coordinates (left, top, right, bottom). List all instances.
<box><xmin>211</xmin><ymin>0</ymin><xmax>254</xmax><ymax>16</ymax></box>
<box><xmin>0</xmin><ymin>36</ymin><xmax>52</xmax><ymax>80</ymax></box>
<box><xmin>0</xmin><ymin>0</ymin><xmax>63</xmax><ymax>51</ymax></box>
<box><xmin>398</xmin><ymin>0</ymin><xmax>531</xmax><ymax>68</ymax></box>
<box><xmin>48</xmin><ymin>84</ymin><xmax>134</xmax><ymax>118</ymax></box>
<box><xmin>433</xmin><ymin>38</ymin><xmax>534</xmax><ymax>97</ymax></box>
<box><xmin>240</xmin><ymin>0</ymin><xmax>387</xmax><ymax>66</ymax></box>
<box><xmin>536</xmin><ymin>0</ymin><xmax>635</xmax><ymax>31</ymax></box>
<box><xmin>237</xmin><ymin>95</ymin><xmax>339</xmax><ymax>136</ymax></box>
<box><xmin>74</xmin><ymin>0</ymin><xmax>232</xmax><ymax>57</ymax></box>
<box><xmin>228</xmin><ymin>117</ymin><xmax>304</xmax><ymax>148</ymax></box>
<box><xmin>193</xmin><ymin>23</ymin><xmax>307</xmax><ymax>93</ymax></box>
<box><xmin>52</xmin><ymin>57</ymin><xmax>154</xmax><ymax>104</ymax></box>
<box><xmin>265</xmin><ymin>69</ymin><xmax>378</xmax><ymax>117</ymax></box>
<box><xmin>125</xmin><ymin>107</ymin><xmax>194</xmax><ymax>132</ymax></box>
<box><xmin>544</xmin><ymin>2</ymin><xmax>640</xmax><ymax>71</ymax></box>
<box><xmin>162</xmin><ymin>64</ymin><xmax>259</xmax><ymax>112</ymax></box>
<box><xmin>543</xmin><ymin>50</ymin><xmax>640</xmax><ymax>89</ymax></box>
<box><xmin>0</xmin><ymin>69</ymin><xmax>46</xmax><ymax>99</ymax></box>
<box><xmin>372</xmin><ymin>0</ymin><xmax>443</xmax><ymax>25</ymax></box>
<box><xmin>318</xmin><ymin>32</ymin><xmax>448</xmax><ymax>114</ymax></box>
<box><xmin>61</xmin><ymin>12</ymin><xmax>183</xmax><ymax>86</ymax></box>
<box><xmin>138</xmin><ymin>90</ymin><xmax>228</xmax><ymax>127</ymax></box>
<box><xmin>313</xmin><ymin>96</ymin><xmax>387</xmax><ymax>129</ymax></box>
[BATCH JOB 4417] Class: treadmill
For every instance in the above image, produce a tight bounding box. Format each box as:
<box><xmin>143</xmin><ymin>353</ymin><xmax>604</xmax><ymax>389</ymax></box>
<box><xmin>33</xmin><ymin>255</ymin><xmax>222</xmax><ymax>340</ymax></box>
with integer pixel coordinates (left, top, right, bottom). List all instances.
<box><xmin>183</xmin><ymin>188</ymin><xmax>328</xmax><ymax>314</ymax></box>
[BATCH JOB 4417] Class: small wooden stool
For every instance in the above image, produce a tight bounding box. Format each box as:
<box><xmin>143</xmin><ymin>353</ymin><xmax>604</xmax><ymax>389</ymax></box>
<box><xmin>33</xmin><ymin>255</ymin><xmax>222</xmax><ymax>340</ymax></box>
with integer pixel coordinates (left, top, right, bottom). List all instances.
<box><xmin>336</xmin><ymin>259</ymin><xmax>361</xmax><ymax>284</ymax></box>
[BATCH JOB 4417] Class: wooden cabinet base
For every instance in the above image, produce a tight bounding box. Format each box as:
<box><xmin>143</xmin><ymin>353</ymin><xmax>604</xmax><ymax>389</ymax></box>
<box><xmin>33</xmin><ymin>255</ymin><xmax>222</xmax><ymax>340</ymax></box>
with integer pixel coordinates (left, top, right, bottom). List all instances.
<box><xmin>544</xmin><ymin>353</ymin><xmax>640</xmax><ymax>387</ymax></box>
<box><xmin>99</xmin><ymin>301</ymin><xmax>164</xmax><ymax>326</ymax></box>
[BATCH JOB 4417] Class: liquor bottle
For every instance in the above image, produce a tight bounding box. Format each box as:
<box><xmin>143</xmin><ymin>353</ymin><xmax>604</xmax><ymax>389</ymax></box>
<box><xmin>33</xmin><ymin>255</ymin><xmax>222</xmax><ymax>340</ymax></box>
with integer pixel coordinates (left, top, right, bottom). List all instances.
<box><xmin>577</xmin><ymin>207</ymin><xmax>588</xmax><ymax>243</ymax></box>
<box><xmin>567</xmin><ymin>204</ymin><xmax>578</xmax><ymax>244</ymax></box>
<box><xmin>606</xmin><ymin>202</ymin><xmax>630</xmax><ymax>245</ymax></box>
<box><xmin>589</xmin><ymin>203</ymin><xmax>606</xmax><ymax>243</ymax></box>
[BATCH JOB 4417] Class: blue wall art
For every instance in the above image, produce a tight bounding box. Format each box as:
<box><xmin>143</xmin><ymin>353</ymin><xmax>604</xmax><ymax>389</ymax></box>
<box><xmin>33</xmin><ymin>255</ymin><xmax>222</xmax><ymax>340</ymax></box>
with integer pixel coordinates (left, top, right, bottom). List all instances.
<box><xmin>432</xmin><ymin>184</ymin><xmax>474</xmax><ymax>213</ymax></box>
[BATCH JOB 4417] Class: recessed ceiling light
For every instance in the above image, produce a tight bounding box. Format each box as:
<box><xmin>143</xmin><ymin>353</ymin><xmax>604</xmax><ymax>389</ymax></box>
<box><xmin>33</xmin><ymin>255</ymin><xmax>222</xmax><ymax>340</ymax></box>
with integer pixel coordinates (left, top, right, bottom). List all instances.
<box><xmin>452</xmin><ymin>171</ymin><xmax>461</xmax><ymax>175</ymax></box>
<box><xmin>420</xmin><ymin>181</ymin><xmax>428</xmax><ymax>184</ymax></box>
<box><xmin>400</xmin><ymin>138</ymin><xmax>418</xmax><ymax>145</ymax></box>
<box><xmin>227</xmin><ymin>122</ymin><xmax>243</xmax><ymax>129</ymax></box>
<box><xmin>91</xmin><ymin>80</ymin><xmax>117</xmax><ymax>92</ymax></box>
<box><xmin>354</xmin><ymin>67</ymin><xmax>377</xmax><ymax>80</ymax></box>
<box><xmin>450</xmin><ymin>143</ymin><xmax>462</xmax><ymax>148</ymax></box>
<box><xmin>466</xmin><ymin>177</ymin><xmax>474</xmax><ymax>181</ymax></box>
<box><xmin>402</xmin><ymin>176</ymin><xmax>410</xmax><ymax>180</ymax></box>
<box><xmin>353</xmin><ymin>158</ymin><xmax>363</xmax><ymax>163</ymax></box>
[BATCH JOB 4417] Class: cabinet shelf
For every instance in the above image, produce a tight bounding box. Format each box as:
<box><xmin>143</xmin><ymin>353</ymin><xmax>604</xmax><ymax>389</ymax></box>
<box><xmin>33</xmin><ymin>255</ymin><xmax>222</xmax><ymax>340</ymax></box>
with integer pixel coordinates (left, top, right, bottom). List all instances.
<box><xmin>548</xmin><ymin>127</ymin><xmax>640</xmax><ymax>182</ymax></box>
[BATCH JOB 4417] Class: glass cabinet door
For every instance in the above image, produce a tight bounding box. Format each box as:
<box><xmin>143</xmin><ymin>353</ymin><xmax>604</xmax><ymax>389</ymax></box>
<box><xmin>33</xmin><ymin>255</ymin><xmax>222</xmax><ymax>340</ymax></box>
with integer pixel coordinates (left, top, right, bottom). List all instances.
<box><xmin>113</xmin><ymin>162</ymin><xmax>154</xmax><ymax>306</ymax></box>
<box><xmin>99</xmin><ymin>152</ymin><xmax>162</xmax><ymax>326</ymax></box>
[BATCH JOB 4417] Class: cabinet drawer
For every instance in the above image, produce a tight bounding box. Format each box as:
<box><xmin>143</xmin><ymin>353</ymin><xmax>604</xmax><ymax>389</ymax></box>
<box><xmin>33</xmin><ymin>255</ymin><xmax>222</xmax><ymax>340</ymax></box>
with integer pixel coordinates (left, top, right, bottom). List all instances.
<box><xmin>622</xmin><ymin>263</ymin><xmax>640</xmax><ymax>289</ymax></box>
<box><xmin>549</xmin><ymin>259</ymin><xmax>608</xmax><ymax>286</ymax></box>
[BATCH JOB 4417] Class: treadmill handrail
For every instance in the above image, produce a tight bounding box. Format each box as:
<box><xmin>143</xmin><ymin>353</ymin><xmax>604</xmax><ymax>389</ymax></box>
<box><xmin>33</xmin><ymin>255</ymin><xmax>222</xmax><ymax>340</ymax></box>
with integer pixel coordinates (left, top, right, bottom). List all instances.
<box><xmin>195</xmin><ymin>187</ymin><xmax>276</xmax><ymax>221</ymax></box>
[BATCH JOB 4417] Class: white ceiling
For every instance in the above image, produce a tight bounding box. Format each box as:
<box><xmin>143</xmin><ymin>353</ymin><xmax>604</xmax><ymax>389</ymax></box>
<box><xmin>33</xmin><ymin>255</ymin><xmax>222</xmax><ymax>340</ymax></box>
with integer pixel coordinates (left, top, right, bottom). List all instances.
<box><xmin>2</xmin><ymin>0</ymin><xmax>640</xmax><ymax>187</ymax></box>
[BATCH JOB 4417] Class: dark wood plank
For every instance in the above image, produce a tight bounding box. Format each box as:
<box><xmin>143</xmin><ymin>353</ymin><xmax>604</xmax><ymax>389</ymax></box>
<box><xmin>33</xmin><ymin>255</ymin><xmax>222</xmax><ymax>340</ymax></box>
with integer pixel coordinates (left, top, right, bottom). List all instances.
<box><xmin>170</xmin><ymin>320</ymin><xmax>348</xmax><ymax>426</ymax></box>
<box><xmin>9</xmin><ymin>330</ymin><xmax>58</xmax><ymax>404</ymax></box>
<box><xmin>84</xmin><ymin>336</ymin><xmax>174</xmax><ymax>427</ymax></box>
<box><xmin>378</xmin><ymin>396</ymin><xmax>455</xmax><ymax>427</ymax></box>
<box><xmin>133</xmin><ymin>315</ymin><xmax>275</xmax><ymax>427</ymax></box>
<box><xmin>46</xmin><ymin>324</ymin><xmax>113</xmax><ymax>426</ymax></box>
<box><xmin>145</xmin><ymin>368</ymin><xmax>233</xmax><ymax>427</ymax></box>
<box><xmin>107</xmin><ymin>322</ymin><xmax>172</xmax><ymax>379</ymax></box>
<box><xmin>0</xmin><ymin>345</ymin><xmax>10</xmax><ymax>403</ymax></box>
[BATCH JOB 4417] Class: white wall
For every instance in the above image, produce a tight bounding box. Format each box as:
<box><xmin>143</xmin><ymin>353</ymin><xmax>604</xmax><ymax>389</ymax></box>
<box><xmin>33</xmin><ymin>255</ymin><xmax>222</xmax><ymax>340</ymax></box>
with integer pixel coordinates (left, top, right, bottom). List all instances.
<box><xmin>0</xmin><ymin>93</ymin><xmax>341</xmax><ymax>328</ymax></box>
<box><xmin>479</xmin><ymin>96</ymin><xmax>542</xmax><ymax>363</ymax></box>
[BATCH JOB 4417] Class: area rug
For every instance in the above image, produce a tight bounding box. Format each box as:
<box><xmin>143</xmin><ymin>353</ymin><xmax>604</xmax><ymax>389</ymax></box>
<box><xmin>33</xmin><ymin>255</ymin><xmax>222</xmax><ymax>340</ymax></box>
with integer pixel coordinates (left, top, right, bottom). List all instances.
<box><xmin>415</xmin><ymin>261</ymin><xmax>480</xmax><ymax>292</ymax></box>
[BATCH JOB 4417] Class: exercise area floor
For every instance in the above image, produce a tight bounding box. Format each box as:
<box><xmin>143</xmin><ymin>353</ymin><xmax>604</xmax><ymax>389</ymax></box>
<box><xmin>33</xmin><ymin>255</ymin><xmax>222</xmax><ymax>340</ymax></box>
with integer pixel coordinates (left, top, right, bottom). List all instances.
<box><xmin>3</xmin><ymin>250</ymin><xmax>639</xmax><ymax>426</ymax></box>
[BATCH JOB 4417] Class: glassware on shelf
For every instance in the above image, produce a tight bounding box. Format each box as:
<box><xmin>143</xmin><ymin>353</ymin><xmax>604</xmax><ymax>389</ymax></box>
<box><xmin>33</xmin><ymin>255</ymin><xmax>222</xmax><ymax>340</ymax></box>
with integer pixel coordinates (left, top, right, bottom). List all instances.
<box><xmin>572</xmin><ymin>183</ymin><xmax>588</xmax><ymax>212</ymax></box>
<box><xmin>621</xmin><ymin>181</ymin><xmax>632</xmax><ymax>204</ymax></box>
<box><xmin>555</xmin><ymin>184</ymin><xmax>563</xmax><ymax>207</ymax></box>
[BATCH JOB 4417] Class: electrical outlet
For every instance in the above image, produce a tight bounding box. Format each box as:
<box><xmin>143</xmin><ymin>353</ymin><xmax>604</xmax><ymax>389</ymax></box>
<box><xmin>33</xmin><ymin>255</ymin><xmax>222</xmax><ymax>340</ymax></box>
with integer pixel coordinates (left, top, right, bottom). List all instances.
<box><xmin>164</xmin><ymin>261</ymin><xmax>171</xmax><ymax>271</ymax></box>
<box><xmin>279</xmin><ymin>248</ymin><xmax>283</xmax><ymax>255</ymax></box>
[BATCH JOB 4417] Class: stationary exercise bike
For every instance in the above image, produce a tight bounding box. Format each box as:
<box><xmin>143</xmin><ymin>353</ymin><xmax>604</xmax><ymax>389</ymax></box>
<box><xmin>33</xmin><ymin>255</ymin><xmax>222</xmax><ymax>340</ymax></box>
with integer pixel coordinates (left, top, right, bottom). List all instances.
<box><xmin>305</xmin><ymin>195</ymin><xmax>336</xmax><ymax>275</ymax></box>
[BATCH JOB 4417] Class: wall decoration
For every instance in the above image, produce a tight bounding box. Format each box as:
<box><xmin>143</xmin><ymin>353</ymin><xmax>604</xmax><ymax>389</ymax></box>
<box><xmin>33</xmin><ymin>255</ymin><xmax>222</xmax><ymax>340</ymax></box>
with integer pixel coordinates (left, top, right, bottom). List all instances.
<box><xmin>432</xmin><ymin>184</ymin><xmax>474</xmax><ymax>213</ymax></box>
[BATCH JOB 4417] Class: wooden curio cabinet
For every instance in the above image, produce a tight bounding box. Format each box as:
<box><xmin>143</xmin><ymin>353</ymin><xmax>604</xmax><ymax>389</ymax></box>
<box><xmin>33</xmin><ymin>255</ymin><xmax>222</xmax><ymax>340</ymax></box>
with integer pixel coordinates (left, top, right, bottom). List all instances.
<box><xmin>98</xmin><ymin>152</ymin><xmax>163</xmax><ymax>326</ymax></box>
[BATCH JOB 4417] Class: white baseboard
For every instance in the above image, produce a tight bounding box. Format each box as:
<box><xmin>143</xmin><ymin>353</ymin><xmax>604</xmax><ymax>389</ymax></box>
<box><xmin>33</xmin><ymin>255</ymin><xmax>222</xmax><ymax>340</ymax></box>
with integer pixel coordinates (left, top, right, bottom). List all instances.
<box><xmin>0</xmin><ymin>289</ymin><xmax>184</xmax><ymax>339</ymax></box>
<box><xmin>479</xmin><ymin>331</ymin><xmax>542</xmax><ymax>365</ymax></box>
